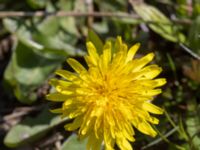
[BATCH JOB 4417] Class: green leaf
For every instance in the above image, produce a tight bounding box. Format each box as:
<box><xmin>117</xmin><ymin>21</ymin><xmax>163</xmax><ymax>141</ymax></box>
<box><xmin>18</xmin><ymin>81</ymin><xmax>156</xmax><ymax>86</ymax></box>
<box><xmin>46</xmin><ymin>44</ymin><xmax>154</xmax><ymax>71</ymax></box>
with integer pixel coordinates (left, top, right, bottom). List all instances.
<box><xmin>176</xmin><ymin>0</ymin><xmax>190</xmax><ymax>18</ymax></box>
<box><xmin>4</xmin><ymin>108</ymin><xmax>67</xmax><ymax>148</ymax></box>
<box><xmin>92</xmin><ymin>21</ymin><xmax>109</xmax><ymax>34</ymax></box>
<box><xmin>3</xmin><ymin>17</ymin><xmax>83</xmax><ymax>103</ymax></box>
<box><xmin>188</xmin><ymin>15</ymin><xmax>200</xmax><ymax>55</ymax></box>
<box><xmin>95</xmin><ymin>0</ymin><xmax>126</xmax><ymax>12</ymax></box>
<box><xmin>26</xmin><ymin>0</ymin><xmax>48</xmax><ymax>9</ymax></box>
<box><xmin>61</xmin><ymin>134</ymin><xmax>87</xmax><ymax>150</ymax></box>
<box><xmin>193</xmin><ymin>1</ymin><xmax>200</xmax><ymax>17</ymax></box>
<box><xmin>33</xmin><ymin>31</ymin><xmax>77</xmax><ymax>56</ymax></box>
<box><xmin>3</xmin><ymin>18</ymin><xmax>44</xmax><ymax>50</ymax></box>
<box><xmin>132</xmin><ymin>3</ymin><xmax>185</xmax><ymax>43</ymax></box>
<box><xmin>3</xmin><ymin>18</ymin><xmax>18</xmax><ymax>33</ymax></box>
<box><xmin>60</xmin><ymin>17</ymin><xmax>80</xmax><ymax>37</ymax></box>
<box><xmin>3</xmin><ymin>42</ymin><xmax>61</xmax><ymax>104</ymax></box>
<box><xmin>58</xmin><ymin>0</ymin><xmax>75</xmax><ymax>11</ymax></box>
<box><xmin>74</xmin><ymin>0</ymin><xmax>87</xmax><ymax>12</ymax></box>
<box><xmin>36</xmin><ymin>16</ymin><xmax>59</xmax><ymax>36</ymax></box>
<box><xmin>3</xmin><ymin>18</ymin><xmax>81</xmax><ymax>58</ymax></box>
<box><xmin>186</xmin><ymin>100</ymin><xmax>200</xmax><ymax>149</ymax></box>
<box><xmin>87</xmin><ymin>30</ymin><xmax>103</xmax><ymax>54</ymax></box>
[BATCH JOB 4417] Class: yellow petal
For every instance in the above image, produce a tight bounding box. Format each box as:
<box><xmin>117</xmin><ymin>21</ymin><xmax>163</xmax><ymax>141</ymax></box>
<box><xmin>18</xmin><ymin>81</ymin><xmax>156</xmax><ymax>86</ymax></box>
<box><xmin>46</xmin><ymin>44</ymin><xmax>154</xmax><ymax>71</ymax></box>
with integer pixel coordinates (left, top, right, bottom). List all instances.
<box><xmin>126</xmin><ymin>43</ymin><xmax>140</xmax><ymax>63</ymax></box>
<box><xmin>116</xmin><ymin>138</ymin><xmax>133</xmax><ymax>150</ymax></box>
<box><xmin>46</xmin><ymin>93</ymin><xmax>68</xmax><ymax>101</ymax></box>
<box><xmin>49</xmin><ymin>78</ymin><xmax>75</xmax><ymax>95</ymax></box>
<box><xmin>50</xmin><ymin>108</ymin><xmax>62</xmax><ymax>113</ymax></box>
<box><xmin>67</xmin><ymin>58</ymin><xmax>87</xmax><ymax>74</ymax></box>
<box><xmin>63</xmin><ymin>99</ymin><xmax>73</xmax><ymax>107</ymax></box>
<box><xmin>99</xmin><ymin>46</ymin><xmax>113</xmax><ymax>73</ymax></box>
<box><xmin>121</xmin><ymin>125</ymin><xmax>135</xmax><ymax>142</ymax></box>
<box><xmin>86</xmin><ymin>42</ymin><xmax>99</xmax><ymax>66</ymax></box>
<box><xmin>133</xmin><ymin>118</ymin><xmax>157</xmax><ymax>137</ymax></box>
<box><xmin>143</xmin><ymin>102</ymin><xmax>164</xmax><ymax>114</ymax></box>
<box><xmin>148</xmin><ymin>116</ymin><xmax>159</xmax><ymax>124</ymax></box>
<box><xmin>94</xmin><ymin>113</ymin><xmax>103</xmax><ymax>138</ymax></box>
<box><xmin>55</xmin><ymin>69</ymin><xmax>78</xmax><ymax>81</ymax></box>
<box><xmin>114</xmin><ymin>36</ymin><xmax>122</xmax><ymax>52</ymax></box>
<box><xmin>104</xmin><ymin>122</ymin><xmax>114</xmax><ymax>150</ymax></box>
<box><xmin>102</xmin><ymin>47</ymin><xmax>112</xmax><ymax>70</ymax></box>
<box><xmin>87</xmin><ymin>133</ymin><xmax>102</xmax><ymax>150</ymax></box>
<box><xmin>154</xmin><ymin>78</ymin><xmax>167</xmax><ymax>87</ymax></box>
<box><xmin>141</xmin><ymin>89</ymin><xmax>162</xmax><ymax>96</ymax></box>
<box><xmin>132</xmin><ymin>53</ymin><xmax>155</xmax><ymax>72</ymax></box>
<box><xmin>141</xmin><ymin>65</ymin><xmax>162</xmax><ymax>79</ymax></box>
<box><xmin>49</xmin><ymin>78</ymin><xmax>72</xmax><ymax>87</ymax></box>
<box><xmin>64</xmin><ymin>116</ymin><xmax>82</xmax><ymax>131</ymax></box>
<box><xmin>138</xmin><ymin>121</ymin><xmax>157</xmax><ymax>137</ymax></box>
<box><xmin>137</xmin><ymin>78</ymin><xmax>166</xmax><ymax>88</ymax></box>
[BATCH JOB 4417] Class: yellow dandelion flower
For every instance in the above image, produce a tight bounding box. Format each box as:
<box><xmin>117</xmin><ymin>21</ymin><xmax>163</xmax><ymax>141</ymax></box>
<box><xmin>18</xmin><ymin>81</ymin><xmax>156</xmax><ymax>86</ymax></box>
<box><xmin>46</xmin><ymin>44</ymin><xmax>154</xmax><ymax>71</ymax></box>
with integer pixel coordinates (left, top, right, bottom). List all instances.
<box><xmin>46</xmin><ymin>36</ymin><xmax>166</xmax><ymax>150</ymax></box>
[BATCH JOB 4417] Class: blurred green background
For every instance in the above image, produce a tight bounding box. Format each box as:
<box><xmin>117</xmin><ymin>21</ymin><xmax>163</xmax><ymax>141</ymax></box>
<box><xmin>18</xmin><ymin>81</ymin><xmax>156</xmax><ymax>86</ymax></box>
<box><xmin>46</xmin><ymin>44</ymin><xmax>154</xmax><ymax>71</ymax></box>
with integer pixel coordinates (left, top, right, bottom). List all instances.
<box><xmin>0</xmin><ymin>0</ymin><xmax>200</xmax><ymax>149</ymax></box>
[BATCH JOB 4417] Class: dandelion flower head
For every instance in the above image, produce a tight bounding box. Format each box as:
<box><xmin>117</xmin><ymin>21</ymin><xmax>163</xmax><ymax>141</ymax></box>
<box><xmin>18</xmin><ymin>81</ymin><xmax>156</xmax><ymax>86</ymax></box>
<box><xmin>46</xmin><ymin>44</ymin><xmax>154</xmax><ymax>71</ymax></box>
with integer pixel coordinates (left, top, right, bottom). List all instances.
<box><xmin>46</xmin><ymin>36</ymin><xmax>166</xmax><ymax>150</ymax></box>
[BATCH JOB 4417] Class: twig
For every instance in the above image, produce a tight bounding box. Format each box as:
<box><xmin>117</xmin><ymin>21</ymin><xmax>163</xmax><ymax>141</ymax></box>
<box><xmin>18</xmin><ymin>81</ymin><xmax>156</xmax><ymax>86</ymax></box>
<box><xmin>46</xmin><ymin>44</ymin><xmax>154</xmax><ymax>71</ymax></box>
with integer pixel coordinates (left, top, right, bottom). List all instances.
<box><xmin>2</xmin><ymin>104</ymin><xmax>44</xmax><ymax>122</ymax></box>
<box><xmin>85</xmin><ymin>0</ymin><xmax>94</xmax><ymax>28</ymax></box>
<box><xmin>0</xmin><ymin>35</ymin><xmax>13</xmax><ymax>60</ymax></box>
<box><xmin>141</xmin><ymin>127</ymin><xmax>179</xmax><ymax>150</ymax></box>
<box><xmin>36</xmin><ymin>132</ymin><xmax>63</xmax><ymax>148</ymax></box>
<box><xmin>180</xmin><ymin>43</ymin><xmax>200</xmax><ymax>60</ymax></box>
<box><xmin>0</xmin><ymin>11</ymin><xmax>140</xmax><ymax>18</ymax></box>
<box><xmin>0</xmin><ymin>11</ymin><xmax>192</xmax><ymax>25</ymax></box>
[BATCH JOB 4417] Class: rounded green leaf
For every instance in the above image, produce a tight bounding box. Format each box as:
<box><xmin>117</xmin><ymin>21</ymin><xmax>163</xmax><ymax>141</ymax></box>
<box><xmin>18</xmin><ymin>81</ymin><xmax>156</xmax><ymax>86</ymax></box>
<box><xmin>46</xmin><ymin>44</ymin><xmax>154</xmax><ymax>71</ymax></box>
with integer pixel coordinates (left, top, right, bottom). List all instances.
<box><xmin>4</xmin><ymin>108</ymin><xmax>66</xmax><ymax>148</ymax></box>
<box><xmin>61</xmin><ymin>134</ymin><xmax>87</xmax><ymax>150</ymax></box>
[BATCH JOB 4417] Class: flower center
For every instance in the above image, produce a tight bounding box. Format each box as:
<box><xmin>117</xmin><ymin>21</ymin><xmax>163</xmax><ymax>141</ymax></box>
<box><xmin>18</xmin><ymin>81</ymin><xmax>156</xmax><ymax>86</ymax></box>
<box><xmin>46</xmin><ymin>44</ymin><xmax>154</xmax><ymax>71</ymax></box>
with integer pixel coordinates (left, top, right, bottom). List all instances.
<box><xmin>94</xmin><ymin>80</ymin><xmax>119</xmax><ymax>98</ymax></box>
